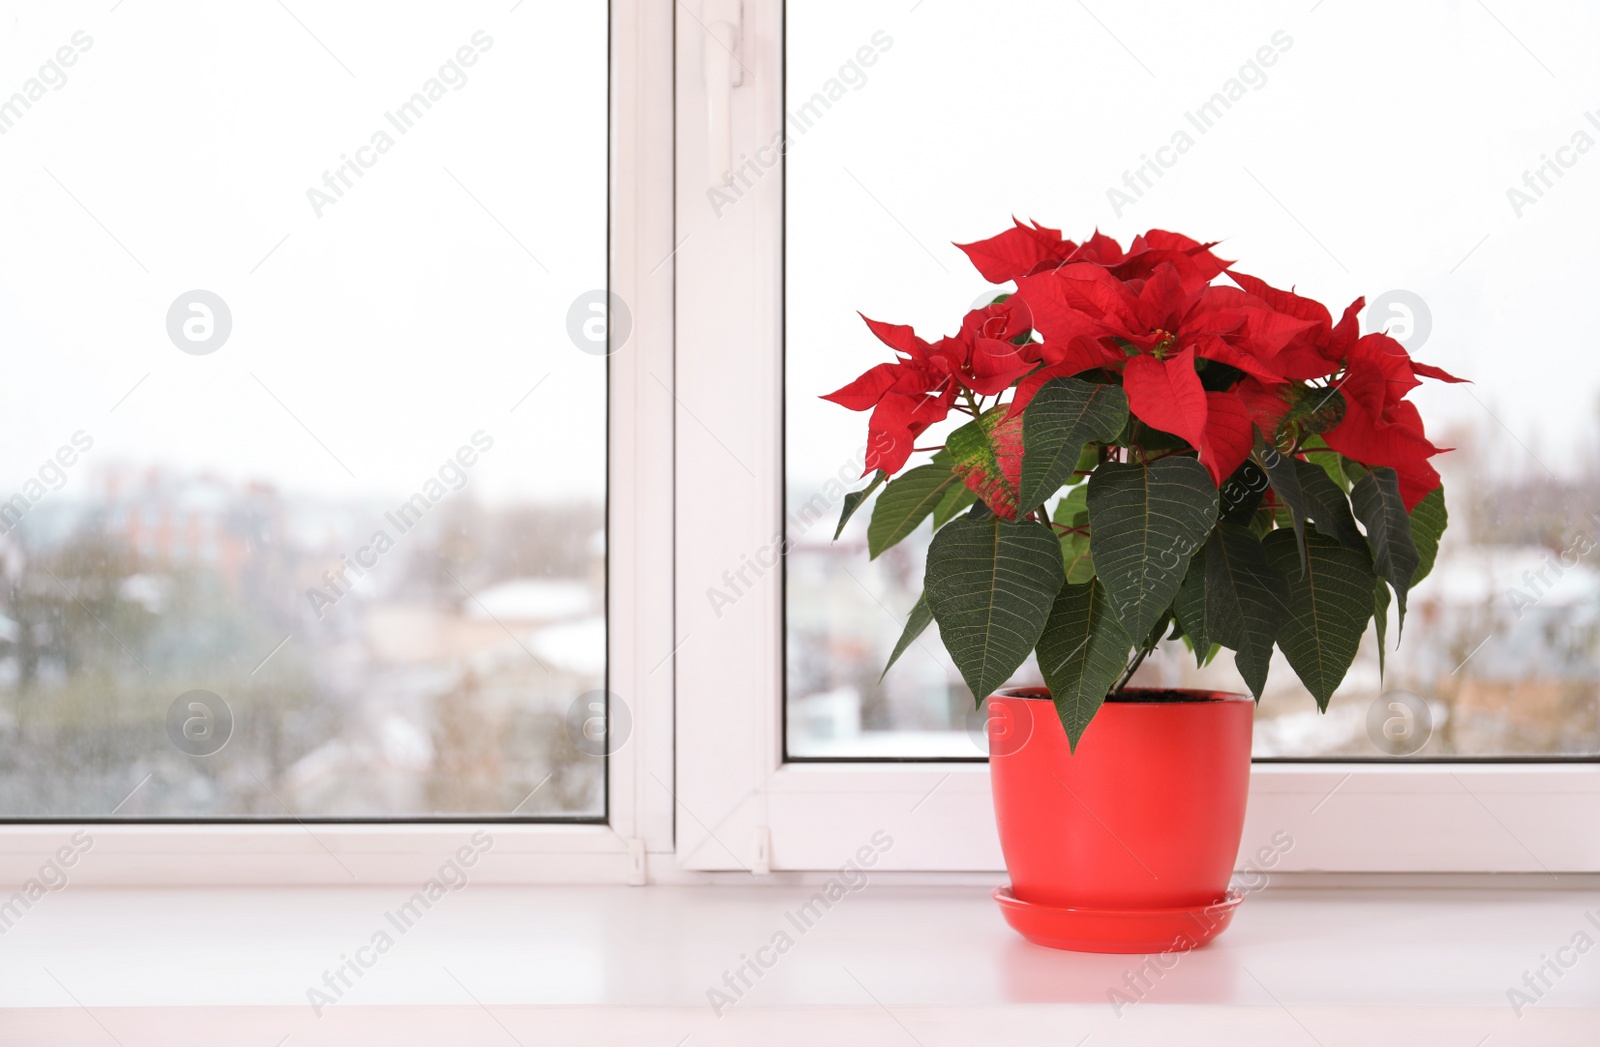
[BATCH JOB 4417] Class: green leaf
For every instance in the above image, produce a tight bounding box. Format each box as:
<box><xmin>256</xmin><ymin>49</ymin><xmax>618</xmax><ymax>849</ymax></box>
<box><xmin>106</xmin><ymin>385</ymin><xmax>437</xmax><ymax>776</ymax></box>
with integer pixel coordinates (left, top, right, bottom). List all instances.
<box><xmin>1219</xmin><ymin>459</ymin><xmax>1270</xmax><ymax>524</ymax></box>
<box><xmin>1263</xmin><ymin>529</ymin><xmax>1376</xmax><ymax>711</ymax></box>
<box><xmin>1172</xmin><ymin>546</ymin><xmax>1211</xmax><ymax>668</ymax></box>
<box><xmin>1351</xmin><ymin>467</ymin><xmax>1420</xmax><ymax>633</ymax></box>
<box><xmin>1016</xmin><ymin>378</ymin><xmax>1128</xmax><ymax>515</ymax></box>
<box><xmin>1373</xmin><ymin>576</ymin><xmax>1390</xmax><ymax>681</ymax></box>
<box><xmin>835</xmin><ymin>471</ymin><xmax>887</xmax><ymax>540</ymax></box>
<box><xmin>1142</xmin><ymin>609</ymin><xmax>1175</xmax><ymax>649</ymax></box>
<box><xmin>1052</xmin><ymin>484</ymin><xmax>1090</xmax><ymax>525</ymax></box>
<box><xmin>1061</xmin><ymin>534</ymin><xmax>1094</xmax><ymax>584</ymax></box>
<box><xmin>1408</xmin><ymin>485</ymin><xmax>1448</xmax><ymax>586</ymax></box>
<box><xmin>1256</xmin><ymin>437</ymin><xmax>1309</xmax><ymax>573</ymax></box>
<box><xmin>1053</xmin><ymin>485</ymin><xmax>1094</xmax><ymax>583</ymax></box>
<box><xmin>881</xmin><ymin>593</ymin><xmax>933</xmax><ymax>681</ymax></box>
<box><xmin>1035</xmin><ymin>578</ymin><xmax>1132</xmax><ymax>752</ymax></box>
<box><xmin>867</xmin><ymin>465</ymin><xmax>959</xmax><ymax>559</ymax></box>
<box><xmin>932</xmin><ymin>482</ymin><xmax>978</xmax><ymax>529</ymax></box>
<box><xmin>1204</xmin><ymin>523</ymin><xmax>1289</xmax><ymax>701</ymax></box>
<box><xmin>1086</xmin><ymin>457</ymin><xmax>1220</xmax><ymax>642</ymax></box>
<box><xmin>1293</xmin><ymin>459</ymin><xmax>1367</xmax><ymax>553</ymax></box>
<box><xmin>1070</xmin><ymin>443</ymin><xmax>1101</xmax><ymax>482</ymax></box>
<box><xmin>924</xmin><ymin>512</ymin><xmax>1065</xmax><ymax>700</ymax></box>
<box><xmin>1300</xmin><ymin>437</ymin><xmax>1350</xmax><ymax>492</ymax></box>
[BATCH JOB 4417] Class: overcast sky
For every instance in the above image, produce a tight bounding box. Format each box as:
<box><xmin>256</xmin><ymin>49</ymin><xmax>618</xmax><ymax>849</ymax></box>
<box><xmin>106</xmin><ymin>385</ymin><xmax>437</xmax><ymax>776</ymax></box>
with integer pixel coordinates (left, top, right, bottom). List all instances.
<box><xmin>3</xmin><ymin>1</ymin><xmax>1594</xmax><ymax>512</ymax></box>
<box><xmin>0</xmin><ymin>0</ymin><xmax>607</xmax><ymax>505</ymax></box>
<box><xmin>788</xmin><ymin>0</ymin><xmax>1600</xmax><ymax>490</ymax></box>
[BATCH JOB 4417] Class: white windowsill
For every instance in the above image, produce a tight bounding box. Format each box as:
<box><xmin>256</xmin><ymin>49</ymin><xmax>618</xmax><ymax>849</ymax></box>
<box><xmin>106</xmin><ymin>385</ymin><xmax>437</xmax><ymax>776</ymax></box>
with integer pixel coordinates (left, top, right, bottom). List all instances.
<box><xmin>3</xmin><ymin>883</ymin><xmax>1597</xmax><ymax>1043</ymax></box>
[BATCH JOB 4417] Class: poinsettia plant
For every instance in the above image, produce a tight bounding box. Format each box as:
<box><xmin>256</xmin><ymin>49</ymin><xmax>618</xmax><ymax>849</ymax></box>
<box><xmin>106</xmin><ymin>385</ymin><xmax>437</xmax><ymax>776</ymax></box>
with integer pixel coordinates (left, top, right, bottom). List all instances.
<box><xmin>826</xmin><ymin>221</ymin><xmax>1463</xmax><ymax>749</ymax></box>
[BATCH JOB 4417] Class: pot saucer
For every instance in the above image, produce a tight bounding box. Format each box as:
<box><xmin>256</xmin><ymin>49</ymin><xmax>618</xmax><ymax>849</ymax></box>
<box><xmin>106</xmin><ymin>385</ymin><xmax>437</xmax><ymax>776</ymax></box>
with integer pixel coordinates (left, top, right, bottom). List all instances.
<box><xmin>992</xmin><ymin>886</ymin><xmax>1244</xmax><ymax>954</ymax></box>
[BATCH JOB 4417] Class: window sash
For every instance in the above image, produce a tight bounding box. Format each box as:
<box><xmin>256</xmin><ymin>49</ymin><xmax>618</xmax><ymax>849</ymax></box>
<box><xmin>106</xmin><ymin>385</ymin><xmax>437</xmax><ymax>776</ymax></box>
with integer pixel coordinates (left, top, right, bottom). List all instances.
<box><xmin>670</xmin><ymin>0</ymin><xmax>1600</xmax><ymax>875</ymax></box>
<box><xmin>5</xmin><ymin>0</ymin><xmax>1592</xmax><ymax>883</ymax></box>
<box><xmin>0</xmin><ymin>0</ymin><xmax>677</xmax><ymax>883</ymax></box>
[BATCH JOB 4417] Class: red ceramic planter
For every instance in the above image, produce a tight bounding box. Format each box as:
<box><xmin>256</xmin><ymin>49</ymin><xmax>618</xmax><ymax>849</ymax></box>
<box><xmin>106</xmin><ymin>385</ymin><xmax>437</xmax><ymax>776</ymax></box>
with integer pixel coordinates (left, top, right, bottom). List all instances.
<box><xmin>987</xmin><ymin>687</ymin><xmax>1253</xmax><ymax>954</ymax></box>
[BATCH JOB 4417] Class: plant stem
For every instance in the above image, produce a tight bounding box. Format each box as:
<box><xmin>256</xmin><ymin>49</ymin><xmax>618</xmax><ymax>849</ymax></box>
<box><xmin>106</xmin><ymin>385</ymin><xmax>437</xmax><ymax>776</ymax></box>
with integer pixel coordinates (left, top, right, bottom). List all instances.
<box><xmin>1112</xmin><ymin>644</ymin><xmax>1153</xmax><ymax>694</ymax></box>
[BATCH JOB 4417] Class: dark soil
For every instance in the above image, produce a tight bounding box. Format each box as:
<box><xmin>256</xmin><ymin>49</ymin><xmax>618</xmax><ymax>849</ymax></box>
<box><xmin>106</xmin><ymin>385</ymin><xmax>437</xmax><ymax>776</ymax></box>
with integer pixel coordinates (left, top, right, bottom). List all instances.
<box><xmin>1105</xmin><ymin>689</ymin><xmax>1215</xmax><ymax>704</ymax></box>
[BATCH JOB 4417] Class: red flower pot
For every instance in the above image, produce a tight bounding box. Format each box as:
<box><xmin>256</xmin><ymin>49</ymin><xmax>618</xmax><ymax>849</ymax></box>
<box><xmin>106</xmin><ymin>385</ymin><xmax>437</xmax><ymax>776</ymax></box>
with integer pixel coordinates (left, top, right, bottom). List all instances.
<box><xmin>987</xmin><ymin>687</ymin><xmax>1253</xmax><ymax>953</ymax></box>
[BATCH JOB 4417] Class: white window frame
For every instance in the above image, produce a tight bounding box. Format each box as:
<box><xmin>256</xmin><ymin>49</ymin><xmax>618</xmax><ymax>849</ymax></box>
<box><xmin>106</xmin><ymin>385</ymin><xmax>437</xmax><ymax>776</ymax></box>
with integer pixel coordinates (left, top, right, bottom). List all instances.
<box><xmin>0</xmin><ymin>0</ymin><xmax>678</xmax><ymax>887</ymax></box>
<box><xmin>671</xmin><ymin>0</ymin><xmax>1600</xmax><ymax>876</ymax></box>
<box><xmin>1</xmin><ymin>1</ymin><xmax>1595</xmax><ymax>887</ymax></box>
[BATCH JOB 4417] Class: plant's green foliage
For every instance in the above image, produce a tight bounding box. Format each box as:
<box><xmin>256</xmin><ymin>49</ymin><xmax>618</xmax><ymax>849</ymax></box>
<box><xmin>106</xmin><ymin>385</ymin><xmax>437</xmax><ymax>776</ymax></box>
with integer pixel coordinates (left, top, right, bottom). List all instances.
<box><xmin>867</xmin><ymin>465</ymin><xmax>959</xmax><ymax>559</ymax></box>
<box><xmin>1256</xmin><ymin>437</ymin><xmax>1309</xmax><ymax>573</ymax></box>
<box><xmin>1351</xmin><ymin>467</ymin><xmax>1420</xmax><ymax>633</ymax></box>
<box><xmin>1070</xmin><ymin>444</ymin><xmax>1101</xmax><ymax>482</ymax></box>
<box><xmin>932</xmin><ymin>482</ymin><xmax>978</xmax><ymax>529</ymax></box>
<box><xmin>1172</xmin><ymin>546</ymin><xmax>1210</xmax><ymax>668</ymax></box>
<box><xmin>1204</xmin><ymin>523</ymin><xmax>1289</xmax><ymax>700</ymax></box>
<box><xmin>1219</xmin><ymin>459</ymin><xmax>1270</xmax><ymax>523</ymax></box>
<box><xmin>1408</xmin><ymin>485</ymin><xmax>1448</xmax><ymax>585</ymax></box>
<box><xmin>835</xmin><ymin>470</ymin><xmax>886</xmax><ymax>539</ymax></box>
<box><xmin>924</xmin><ymin>510</ymin><xmax>1064</xmax><ymax>700</ymax></box>
<box><xmin>1264</xmin><ymin>528</ymin><xmax>1376</xmax><ymax>710</ymax></box>
<box><xmin>1017</xmin><ymin>378</ymin><xmax>1128</xmax><ymax>515</ymax></box>
<box><xmin>1141</xmin><ymin>610</ymin><xmax>1176</xmax><ymax>650</ymax></box>
<box><xmin>881</xmin><ymin>593</ymin><xmax>933</xmax><ymax>681</ymax></box>
<box><xmin>1373</xmin><ymin>576</ymin><xmax>1390</xmax><ymax>680</ymax></box>
<box><xmin>1293</xmin><ymin>459</ymin><xmax>1367</xmax><ymax>552</ymax></box>
<box><xmin>1300</xmin><ymin>437</ymin><xmax>1350</xmax><ymax>492</ymax></box>
<box><xmin>1063</xmin><ymin>547</ymin><xmax>1095</xmax><ymax>584</ymax></box>
<box><xmin>1053</xmin><ymin>485</ymin><xmax>1094</xmax><ymax>583</ymax></box>
<box><xmin>1035</xmin><ymin>578</ymin><xmax>1131</xmax><ymax>751</ymax></box>
<box><xmin>1087</xmin><ymin>457</ymin><xmax>1219</xmax><ymax>643</ymax></box>
<box><xmin>1053</xmin><ymin>484</ymin><xmax>1089</xmax><ymax>523</ymax></box>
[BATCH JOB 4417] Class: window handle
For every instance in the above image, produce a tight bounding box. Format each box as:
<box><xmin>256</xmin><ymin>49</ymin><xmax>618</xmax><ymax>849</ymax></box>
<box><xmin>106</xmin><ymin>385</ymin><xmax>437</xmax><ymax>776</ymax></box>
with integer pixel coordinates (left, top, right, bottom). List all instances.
<box><xmin>703</xmin><ymin>0</ymin><xmax>744</xmax><ymax>188</ymax></box>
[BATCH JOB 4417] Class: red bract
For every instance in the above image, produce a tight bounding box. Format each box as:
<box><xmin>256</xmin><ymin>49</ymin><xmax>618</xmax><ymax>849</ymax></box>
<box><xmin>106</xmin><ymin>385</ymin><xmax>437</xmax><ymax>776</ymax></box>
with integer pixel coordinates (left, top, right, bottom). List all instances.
<box><xmin>947</xmin><ymin>297</ymin><xmax>1041</xmax><ymax>395</ymax></box>
<box><xmin>956</xmin><ymin>220</ymin><xmax>1231</xmax><ymax>293</ymax></box>
<box><xmin>826</xmin><ymin>222</ymin><xmax>1463</xmax><ymax>515</ymax></box>
<box><xmin>1226</xmin><ymin>270</ymin><xmax>1357</xmax><ymax>381</ymax></box>
<box><xmin>1322</xmin><ymin>332</ymin><xmax>1465</xmax><ymax>508</ymax></box>
<box><xmin>1225</xmin><ymin>269</ymin><xmax>1465</xmax><ymax>507</ymax></box>
<box><xmin>822</xmin><ymin>304</ymin><xmax>1043</xmax><ymax>476</ymax></box>
<box><xmin>821</xmin><ymin>316</ymin><xmax>950</xmax><ymax>475</ymax></box>
<box><xmin>954</xmin><ymin>218</ymin><xmax>1077</xmax><ymax>283</ymax></box>
<box><xmin>1011</xmin><ymin>260</ymin><xmax>1315</xmax><ymax>483</ymax></box>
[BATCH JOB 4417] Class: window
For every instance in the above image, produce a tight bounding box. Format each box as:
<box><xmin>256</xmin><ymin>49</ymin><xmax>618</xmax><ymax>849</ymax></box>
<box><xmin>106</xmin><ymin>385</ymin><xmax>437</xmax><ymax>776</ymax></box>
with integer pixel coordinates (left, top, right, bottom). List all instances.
<box><xmin>676</xmin><ymin>0</ymin><xmax>1600</xmax><ymax>876</ymax></box>
<box><xmin>784</xmin><ymin>0</ymin><xmax>1600</xmax><ymax>761</ymax></box>
<box><xmin>0</xmin><ymin>3</ymin><xmax>610</xmax><ymax>819</ymax></box>
<box><xmin>0</xmin><ymin>0</ymin><xmax>1591</xmax><ymax>883</ymax></box>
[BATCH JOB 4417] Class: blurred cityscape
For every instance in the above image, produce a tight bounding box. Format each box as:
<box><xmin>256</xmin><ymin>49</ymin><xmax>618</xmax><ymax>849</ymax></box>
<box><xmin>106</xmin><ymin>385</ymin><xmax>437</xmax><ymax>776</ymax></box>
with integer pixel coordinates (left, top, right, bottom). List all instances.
<box><xmin>787</xmin><ymin>417</ymin><xmax>1600</xmax><ymax>759</ymax></box>
<box><xmin>0</xmin><ymin>462</ymin><xmax>606</xmax><ymax>818</ymax></box>
<box><xmin>8</xmin><ymin>409</ymin><xmax>1594</xmax><ymax>816</ymax></box>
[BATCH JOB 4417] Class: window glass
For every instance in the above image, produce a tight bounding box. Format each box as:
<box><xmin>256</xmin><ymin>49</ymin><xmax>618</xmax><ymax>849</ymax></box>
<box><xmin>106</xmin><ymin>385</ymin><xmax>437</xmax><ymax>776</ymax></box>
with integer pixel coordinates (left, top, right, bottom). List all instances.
<box><xmin>0</xmin><ymin>1</ymin><xmax>608</xmax><ymax>816</ymax></box>
<box><xmin>786</xmin><ymin>0</ymin><xmax>1600</xmax><ymax>758</ymax></box>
